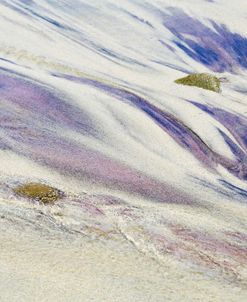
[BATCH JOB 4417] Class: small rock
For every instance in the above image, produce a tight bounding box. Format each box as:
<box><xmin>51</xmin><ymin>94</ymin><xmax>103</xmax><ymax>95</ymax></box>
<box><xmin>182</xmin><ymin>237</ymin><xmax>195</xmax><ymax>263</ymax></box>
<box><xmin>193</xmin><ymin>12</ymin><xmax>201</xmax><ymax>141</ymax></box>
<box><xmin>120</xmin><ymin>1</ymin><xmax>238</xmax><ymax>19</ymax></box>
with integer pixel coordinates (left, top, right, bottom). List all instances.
<box><xmin>13</xmin><ymin>183</ymin><xmax>63</xmax><ymax>204</ymax></box>
<box><xmin>175</xmin><ymin>73</ymin><xmax>221</xmax><ymax>92</ymax></box>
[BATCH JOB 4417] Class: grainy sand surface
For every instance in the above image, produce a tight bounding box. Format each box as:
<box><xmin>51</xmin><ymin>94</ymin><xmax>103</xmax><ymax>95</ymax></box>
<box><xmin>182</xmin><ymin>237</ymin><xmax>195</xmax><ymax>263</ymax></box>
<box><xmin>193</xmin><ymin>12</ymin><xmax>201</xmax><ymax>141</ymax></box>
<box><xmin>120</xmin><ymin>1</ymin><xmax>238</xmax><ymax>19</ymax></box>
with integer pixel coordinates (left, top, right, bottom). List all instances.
<box><xmin>0</xmin><ymin>0</ymin><xmax>247</xmax><ymax>300</ymax></box>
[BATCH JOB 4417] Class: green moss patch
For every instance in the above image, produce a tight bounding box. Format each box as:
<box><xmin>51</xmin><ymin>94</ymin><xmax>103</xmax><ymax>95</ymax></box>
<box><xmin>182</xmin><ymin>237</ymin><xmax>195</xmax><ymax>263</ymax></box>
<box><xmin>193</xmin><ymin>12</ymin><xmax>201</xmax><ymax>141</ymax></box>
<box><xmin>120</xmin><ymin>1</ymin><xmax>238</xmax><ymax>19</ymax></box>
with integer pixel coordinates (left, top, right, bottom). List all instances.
<box><xmin>175</xmin><ymin>73</ymin><xmax>221</xmax><ymax>92</ymax></box>
<box><xmin>14</xmin><ymin>183</ymin><xmax>63</xmax><ymax>204</ymax></box>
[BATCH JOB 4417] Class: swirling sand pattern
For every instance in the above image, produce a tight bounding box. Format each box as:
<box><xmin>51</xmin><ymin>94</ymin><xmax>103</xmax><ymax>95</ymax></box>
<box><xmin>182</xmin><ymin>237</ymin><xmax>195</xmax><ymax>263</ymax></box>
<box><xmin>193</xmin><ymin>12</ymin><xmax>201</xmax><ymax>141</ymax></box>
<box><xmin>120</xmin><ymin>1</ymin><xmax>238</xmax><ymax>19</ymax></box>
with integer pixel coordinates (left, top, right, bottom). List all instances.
<box><xmin>0</xmin><ymin>1</ymin><xmax>246</xmax><ymax>301</ymax></box>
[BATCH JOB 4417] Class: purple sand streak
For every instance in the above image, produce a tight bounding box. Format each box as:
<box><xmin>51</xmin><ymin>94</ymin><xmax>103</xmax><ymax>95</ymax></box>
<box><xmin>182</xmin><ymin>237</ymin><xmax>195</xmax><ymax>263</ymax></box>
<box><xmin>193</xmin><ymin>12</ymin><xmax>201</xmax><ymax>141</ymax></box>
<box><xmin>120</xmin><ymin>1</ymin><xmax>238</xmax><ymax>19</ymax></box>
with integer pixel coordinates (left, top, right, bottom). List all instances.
<box><xmin>162</xmin><ymin>8</ymin><xmax>247</xmax><ymax>72</ymax></box>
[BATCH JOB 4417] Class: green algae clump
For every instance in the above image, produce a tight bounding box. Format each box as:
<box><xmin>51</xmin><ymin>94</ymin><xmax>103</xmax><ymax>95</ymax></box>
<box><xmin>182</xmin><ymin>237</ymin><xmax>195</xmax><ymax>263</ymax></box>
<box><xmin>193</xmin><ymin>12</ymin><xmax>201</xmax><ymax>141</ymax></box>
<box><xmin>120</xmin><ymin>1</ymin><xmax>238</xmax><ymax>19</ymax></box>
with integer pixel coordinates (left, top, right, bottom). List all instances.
<box><xmin>175</xmin><ymin>73</ymin><xmax>221</xmax><ymax>92</ymax></box>
<box><xmin>14</xmin><ymin>183</ymin><xmax>63</xmax><ymax>204</ymax></box>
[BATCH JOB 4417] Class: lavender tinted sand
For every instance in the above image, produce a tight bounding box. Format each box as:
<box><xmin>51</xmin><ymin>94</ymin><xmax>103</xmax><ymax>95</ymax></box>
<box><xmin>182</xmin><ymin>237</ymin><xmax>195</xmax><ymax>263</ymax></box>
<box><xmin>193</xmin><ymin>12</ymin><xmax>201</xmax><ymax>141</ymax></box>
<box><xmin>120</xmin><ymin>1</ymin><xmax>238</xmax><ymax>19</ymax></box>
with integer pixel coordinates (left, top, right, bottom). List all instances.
<box><xmin>0</xmin><ymin>1</ymin><xmax>247</xmax><ymax>301</ymax></box>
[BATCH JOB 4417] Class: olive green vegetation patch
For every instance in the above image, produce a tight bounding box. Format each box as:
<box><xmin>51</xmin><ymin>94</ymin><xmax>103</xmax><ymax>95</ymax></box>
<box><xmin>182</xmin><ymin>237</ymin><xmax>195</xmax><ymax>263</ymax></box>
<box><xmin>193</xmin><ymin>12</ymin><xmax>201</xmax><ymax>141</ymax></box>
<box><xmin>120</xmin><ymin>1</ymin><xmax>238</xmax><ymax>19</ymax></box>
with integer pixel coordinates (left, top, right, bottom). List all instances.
<box><xmin>14</xmin><ymin>183</ymin><xmax>63</xmax><ymax>204</ymax></box>
<box><xmin>175</xmin><ymin>73</ymin><xmax>221</xmax><ymax>93</ymax></box>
